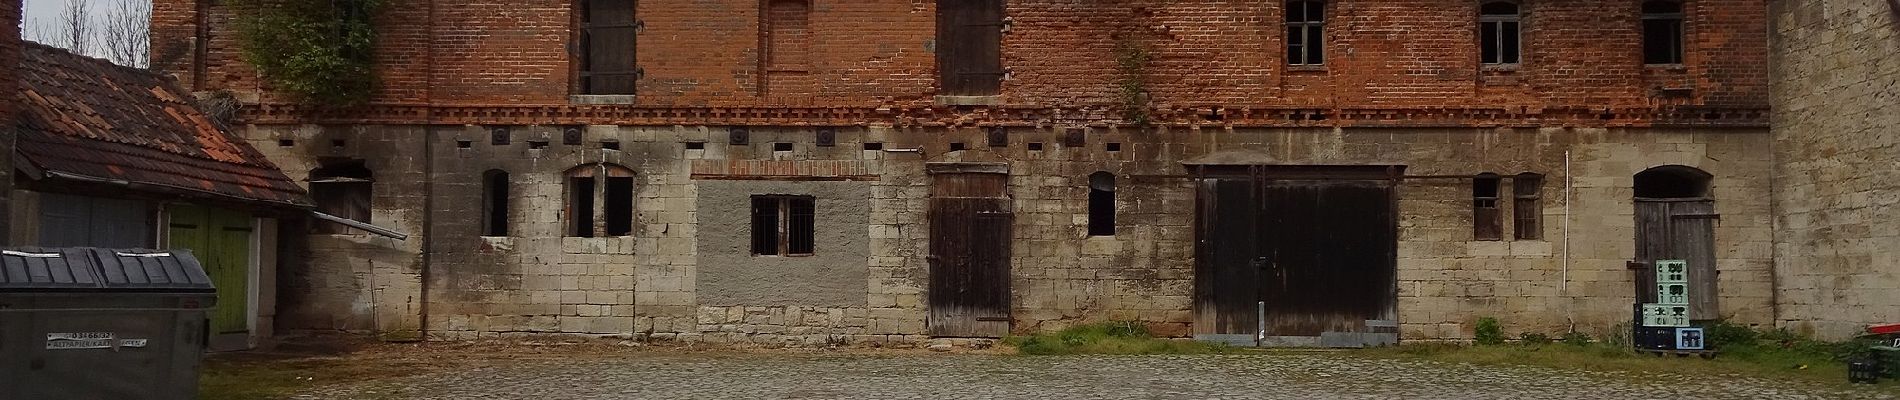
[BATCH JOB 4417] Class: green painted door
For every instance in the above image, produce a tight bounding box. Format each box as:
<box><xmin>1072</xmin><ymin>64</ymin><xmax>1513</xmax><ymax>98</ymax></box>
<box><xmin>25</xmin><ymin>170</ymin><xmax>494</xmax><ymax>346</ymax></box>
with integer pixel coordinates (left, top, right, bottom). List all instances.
<box><xmin>168</xmin><ymin>205</ymin><xmax>253</xmax><ymax>334</ymax></box>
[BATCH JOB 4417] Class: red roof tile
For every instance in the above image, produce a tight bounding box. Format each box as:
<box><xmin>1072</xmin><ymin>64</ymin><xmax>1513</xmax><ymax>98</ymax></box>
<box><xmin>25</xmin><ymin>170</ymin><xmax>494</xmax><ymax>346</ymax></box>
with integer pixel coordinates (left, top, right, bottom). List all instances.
<box><xmin>13</xmin><ymin>42</ymin><xmax>309</xmax><ymax>208</ymax></box>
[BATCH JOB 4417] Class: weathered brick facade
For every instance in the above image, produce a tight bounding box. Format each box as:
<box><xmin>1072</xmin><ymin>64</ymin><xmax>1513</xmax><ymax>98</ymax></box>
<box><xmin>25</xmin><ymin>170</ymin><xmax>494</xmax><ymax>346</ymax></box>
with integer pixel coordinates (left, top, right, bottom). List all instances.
<box><xmin>155</xmin><ymin>0</ymin><xmax>1781</xmax><ymax>344</ymax></box>
<box><xmin>0</xmin><ymin>0</ymin><xmax>19</xmax><ymax>239</ymax></box>
<box><xmin>1769</xmin><ymin>0</ymin><xmax>1900</xmax><ymax>339</ymax></box>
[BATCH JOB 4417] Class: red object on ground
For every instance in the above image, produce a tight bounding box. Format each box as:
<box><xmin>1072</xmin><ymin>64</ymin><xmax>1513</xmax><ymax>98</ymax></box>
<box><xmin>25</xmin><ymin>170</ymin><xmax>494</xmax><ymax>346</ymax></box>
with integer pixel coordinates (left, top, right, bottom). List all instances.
<box><xmin>1870</xmin><ymin>323</ymin><xmax>1900</xmax><ymax>335</ymax></box>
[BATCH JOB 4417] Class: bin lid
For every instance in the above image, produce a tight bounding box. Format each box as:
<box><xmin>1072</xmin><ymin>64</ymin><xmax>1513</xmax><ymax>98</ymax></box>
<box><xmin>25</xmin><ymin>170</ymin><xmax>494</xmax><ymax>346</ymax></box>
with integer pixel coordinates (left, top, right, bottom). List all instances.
<box><xmin>0</xmin><ymin>247</ymin><xmax>214</xmax><ymax>292</ymax></box>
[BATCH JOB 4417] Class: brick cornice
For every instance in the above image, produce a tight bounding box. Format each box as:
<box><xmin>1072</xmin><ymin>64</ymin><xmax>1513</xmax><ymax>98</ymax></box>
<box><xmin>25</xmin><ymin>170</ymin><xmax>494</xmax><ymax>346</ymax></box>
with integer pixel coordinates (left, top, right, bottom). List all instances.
<box><xmin>235</xmin><ymin>103</ymin><xmax>1769</xmax><ymax>129</ymax></box>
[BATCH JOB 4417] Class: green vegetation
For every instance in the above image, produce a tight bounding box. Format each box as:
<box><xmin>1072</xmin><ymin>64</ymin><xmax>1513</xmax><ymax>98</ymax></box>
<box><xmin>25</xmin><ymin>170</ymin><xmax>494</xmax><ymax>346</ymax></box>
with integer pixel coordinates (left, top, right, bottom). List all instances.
<box><xmin>1112</xmin><ymin>33</ymin><xmax>1153</xmax><ymax>126</ymax></box>
<box><xmin>232</xmin><ymin>0</ymin><xmax>383</xmax><ymax>107</ymax></box>
<box><xmin>1006</xmin><ymin>322</ymin><xmax>1235</xmax><ymax>355</ymax></box>
<box><xmin>199</xmin><ymin>355</ymin><xmax>426</xmax><ymax>400</ymax></box>
<box><xmin>1359</xmin><ymin>321</ymin><xmax>1897</xmax><ymax>388</ymax></box>
<box><xmin>1473</xmin><ymin>317</ymin><xmax>1505</xmax><ymax>345</ymax></box>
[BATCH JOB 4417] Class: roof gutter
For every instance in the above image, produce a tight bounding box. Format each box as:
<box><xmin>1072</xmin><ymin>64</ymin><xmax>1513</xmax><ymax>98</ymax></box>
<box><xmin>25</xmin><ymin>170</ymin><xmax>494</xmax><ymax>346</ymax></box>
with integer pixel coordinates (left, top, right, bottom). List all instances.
<box><xmin>39</xmin><ymin>169</ymin><xmax>313</xmax><ymax>211</ymax></box>
<box><xmin>309</xmin><ymin>211</ymin><xmax>410</xmax><ymax>240</ymax></box>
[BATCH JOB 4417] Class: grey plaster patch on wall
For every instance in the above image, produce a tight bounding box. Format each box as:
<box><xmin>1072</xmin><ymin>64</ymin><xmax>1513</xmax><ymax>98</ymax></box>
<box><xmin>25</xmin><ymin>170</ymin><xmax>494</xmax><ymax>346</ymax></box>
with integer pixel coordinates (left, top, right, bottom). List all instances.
<box><xmin>696</xmin><ymin>180</ymin><xmax>871</xmax><ymax>307</ymax></box>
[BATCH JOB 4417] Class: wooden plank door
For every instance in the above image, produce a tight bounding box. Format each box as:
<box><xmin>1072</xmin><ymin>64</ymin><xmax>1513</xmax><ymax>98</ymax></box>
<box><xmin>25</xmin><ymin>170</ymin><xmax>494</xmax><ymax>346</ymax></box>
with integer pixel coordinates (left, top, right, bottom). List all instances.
<box><xmin>168</xmin><ymin>205</ymin><xmax>252</xmax><ymax>334</ymax></box>
<box><xmin>928</xmin><ymin>172</ymin><xmax>1013</xmax><ymax>337</ymax></box>
<box><xmin>1258</xmin><ymin>180</ymin><xmax>1397</xmax><ymax>338</ymax></box>
<box><xmin>1634</xmin><ymin>199</ymin><xmax>1718</xmax><ymax>320</ymax></box>
<box><xmin>1193</xmin><ymin>178</ymin><xmax>1263</xmax><ymax>336</ymax></box>
<box><xmin>935</xmin><ymin>0</ymin><xmax>1005</xmax><ymax>96</ymax></box>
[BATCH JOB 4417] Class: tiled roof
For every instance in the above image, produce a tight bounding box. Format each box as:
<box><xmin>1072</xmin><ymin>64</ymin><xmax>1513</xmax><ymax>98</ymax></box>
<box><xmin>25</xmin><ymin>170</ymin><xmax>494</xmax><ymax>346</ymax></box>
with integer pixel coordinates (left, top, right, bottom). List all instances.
<box><xmin>13</xmin><ymin>42</ymin><xmax>309</xmax><ymax>208</ymax></box>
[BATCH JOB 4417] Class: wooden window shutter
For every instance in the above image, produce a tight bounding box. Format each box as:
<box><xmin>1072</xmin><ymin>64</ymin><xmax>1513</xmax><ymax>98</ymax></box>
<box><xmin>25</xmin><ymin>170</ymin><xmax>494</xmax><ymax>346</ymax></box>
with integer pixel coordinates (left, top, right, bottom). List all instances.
<box><xmin>937</xmin><ymin>0</ymin><xmax>1005</xmax><ymax>96</ymax></box>
<box><xmin>583</xmin><ymin>0</ymin><xmax>640</xmax><ymax>95</ymax></box>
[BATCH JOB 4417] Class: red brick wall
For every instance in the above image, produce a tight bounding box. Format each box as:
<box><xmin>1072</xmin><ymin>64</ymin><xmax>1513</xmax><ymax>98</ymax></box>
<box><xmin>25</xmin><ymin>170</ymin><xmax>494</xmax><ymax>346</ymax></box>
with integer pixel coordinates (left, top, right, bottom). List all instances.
<box><xmin>152</xmin><ymin>0</ymin><xmax>1770</xmax><ymax>119</ymax></box>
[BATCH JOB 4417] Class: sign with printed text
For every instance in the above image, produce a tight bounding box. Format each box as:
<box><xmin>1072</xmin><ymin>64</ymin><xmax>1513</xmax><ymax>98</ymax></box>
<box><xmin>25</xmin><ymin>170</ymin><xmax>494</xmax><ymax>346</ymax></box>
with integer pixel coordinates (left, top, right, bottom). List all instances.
<box><xmin>44</xmin><ymin>332</ymin><xmax>148</xmax><ymax>350</ymax></box>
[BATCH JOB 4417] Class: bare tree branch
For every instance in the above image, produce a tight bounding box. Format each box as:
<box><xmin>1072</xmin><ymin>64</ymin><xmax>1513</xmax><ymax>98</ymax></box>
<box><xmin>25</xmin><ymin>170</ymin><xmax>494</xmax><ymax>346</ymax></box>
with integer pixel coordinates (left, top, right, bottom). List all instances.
<box><xmin>101</xmin><ymin>0</ymin><xmax>152</xmax><ymax>68</ymax></box>
<box><xmin>57</xmin><ymin>0</ymin><xmax>93</xmax><ymax>56</ymax></box>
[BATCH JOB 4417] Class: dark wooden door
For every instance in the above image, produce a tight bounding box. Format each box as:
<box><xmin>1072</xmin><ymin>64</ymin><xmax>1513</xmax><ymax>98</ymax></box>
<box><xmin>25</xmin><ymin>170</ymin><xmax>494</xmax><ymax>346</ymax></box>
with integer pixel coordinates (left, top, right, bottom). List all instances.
<box><xmin>928</xmin><ymin>172</ymin><xmax>1013</xmax><ymax>337</ymax></box>
<box><xmin>1195</xmin><ymin>176</ymin><xmax>1397</xmax><ymax>344</ymax></box>
<box><xmin>1635</xmin><ymin>199</ymin><xmax>1718</xmax><ymax>320</ymax></box>
<box><xmin>935</xmin><ymin>0</ymin><xmax>1005</xmax><ymax>96</ymax></box>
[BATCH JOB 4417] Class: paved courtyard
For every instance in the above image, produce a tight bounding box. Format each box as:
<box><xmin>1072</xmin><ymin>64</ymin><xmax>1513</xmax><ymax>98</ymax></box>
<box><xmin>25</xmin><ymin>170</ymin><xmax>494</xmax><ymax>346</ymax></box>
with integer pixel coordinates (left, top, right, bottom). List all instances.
<box><xmin>290</xmin><ymin>352</ymin><xmax>1897</xmax><ymax>399</ymax></box>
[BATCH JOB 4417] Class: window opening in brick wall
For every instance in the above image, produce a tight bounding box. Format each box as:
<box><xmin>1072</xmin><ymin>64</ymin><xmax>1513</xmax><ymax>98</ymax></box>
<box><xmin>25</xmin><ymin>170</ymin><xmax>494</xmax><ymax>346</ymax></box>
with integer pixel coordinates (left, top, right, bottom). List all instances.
<box><xmin>482</xmin><ymin>170</ymin><xmax>511</xmax><ymax>236</ymax></box>
<box><xmin>751</xmin><ymin>195</ymin><xmax>816</xmax><ymax>256</ymax></box>
<box><xmin>528</xmin><ymin>140</ymin><xmax>550</xmax><ymax>150</ymax></box>
<box><xmin>950</xmin><ymin>142</ymin><xmax>967</xmax><ymax>152</ymax></box>
<box><xmin>763</xmin><ymin>0</ymin><xmax>812</xmax><ymax>95</ymax></box>
<box><xmin>1512</xmin><ymin>173</ymin><xmax>1543</xmax><ymax>240</ymax></box>
<box><xmin>309</xmin><ymin>159</ymin><xmax>373</xmax><ymax>234</ymax></box>
<box><xmin>579</xmin><ymin>0</ymin><xmax>640</xmax><ymax>95</ymax></box>
<box><xmin>936</xmin><ymin>0</ymin><xmax>1005</xmax><ymax>96</ymax></box>
<box><xmin>1285</xmin><ymin>0</ymin><xmax>1326</xmax><ymax>66</ymax></box>
<box><xmin>862</xmin><ymin>142</ymin><xmax>884</xmax><ymax>151</ymax></box>
<box><xmin>1088</xmin><ymin>172</ymin><xmax>1116</xmax><ymax>236</ymax></box>
<box><xmin>565</xmin><ymin>163</ymin><xmax>637</xmax><ymax>237</ymax></box>
<box><xmin>686</xmin><ymin>141</ymin><xmax>706</xmax><ymax>150</ymax></box>
<box><xmin>1641</xmin><ymin>1</ymin><xmax>1684</xmax><ymax>65</ymax></box>
<box><xmin>774</xmin><ymin>142</ymin><xmax>794</xmax><ymax>152</ymax></box>
<box><xmin>1480</xmin><ymin>1</ymin><xmax>1521</xmax><ymax>65</ymax></box>
<box><xmin>1473</xmin><ymin>173</ymin><xmax>1502</xmax><ymax>241</ymax></box>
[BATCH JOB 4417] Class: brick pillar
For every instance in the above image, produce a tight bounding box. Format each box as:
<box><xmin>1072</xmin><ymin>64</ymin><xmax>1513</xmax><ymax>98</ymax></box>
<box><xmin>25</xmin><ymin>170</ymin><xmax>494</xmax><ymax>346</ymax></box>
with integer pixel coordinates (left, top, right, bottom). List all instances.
<box><xmin>0</xmin><ymin>0</ymin><xmax>22</xmax><ymax>244</ymax></box>
<box><xmin>149</xmin><ymin>0</ymin><xmax>202</xmax><ymax>88</ymax></box>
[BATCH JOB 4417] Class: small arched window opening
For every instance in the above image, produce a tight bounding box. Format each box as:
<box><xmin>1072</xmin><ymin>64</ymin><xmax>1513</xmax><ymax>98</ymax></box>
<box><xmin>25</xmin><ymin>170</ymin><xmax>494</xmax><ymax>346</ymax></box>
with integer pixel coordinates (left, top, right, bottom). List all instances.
<box><xmin>1480</xmin><ymin>1</ymin><xmax>1522</xmax><ymax>65</ymax></box>
<box><xmin>1285</xmin><ymin>0</ymin><xmax>1326</xmax><ymax>65</ymax></box>
<box><xmin>1634</xmin><ymin>165</ymin><xmax>1712</xmax><ymax>199</ymax></box>
<box><xmin>1088</xmin><ymin>172</ymin><xmax>1116</xmax><ymax>236</ymax></box>
<box><xmin>566</xmin><ymin>163</ymin><xmax>637</xmax><ymax>237</ymax></box>
<box><xmin>482</xmin><ymin>170</ymin><xmax>511</xmax><ymax>237</ymax></box>
<box><xmin>310</xmin><ymin>159</ymin><xmax>373</xmax><ymax>234</ymax></box>
<box><xmin>1512</xmin><ymin>172</ymin><xmax>1544</xmax><ymax>240</ymax></box>
<box><xmin>1641</xmin><ymin>1</ymin><xmax>1685</xmax><ymax>65</ymax></box>
<box><xmin>1473</xmin><ymin>173</ymin><xmax>1502</xmax><ymax>241</ymax></box>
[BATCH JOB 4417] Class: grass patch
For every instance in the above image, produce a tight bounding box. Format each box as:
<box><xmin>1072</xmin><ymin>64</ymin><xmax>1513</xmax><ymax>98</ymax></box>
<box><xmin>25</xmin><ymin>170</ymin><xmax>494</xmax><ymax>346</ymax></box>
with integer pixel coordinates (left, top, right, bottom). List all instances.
<box><xmin>1004</xmin><ymin>322</ymin><xmax>1234</xmax><ymax>355</ymax></box>
<box><xmin>1356</xmin><ymin>323</ymin><xmax>1898</xmax><ymax>389</ymax></box>
<box><xmin>199</xmin><ymin>355</ymin><xmax>433</xmax><ymax>400</ymax></box>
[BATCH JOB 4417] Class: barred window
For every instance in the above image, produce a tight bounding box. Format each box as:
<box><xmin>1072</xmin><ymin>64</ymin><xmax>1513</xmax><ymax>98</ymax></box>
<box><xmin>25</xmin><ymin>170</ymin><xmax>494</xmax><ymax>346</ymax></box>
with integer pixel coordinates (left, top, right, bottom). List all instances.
<box><xmin>1513</xmin><ymin>173</ymin><xmax>1544</xmax><ymax>240</ymax></box>
<box><xmin>1641</xmin><ymin>1</ymin><xmax>1684</xmax><ymax>65</ymax></box>
<box><xmin>751</xmin><ymin>195</ymin><xmax>815</xmax><ymax>256</ymax></box>
<box><xmin>1473</xmin><ymin>173</ymin><xmax>1502</xmax><ymax>241</ymax></box>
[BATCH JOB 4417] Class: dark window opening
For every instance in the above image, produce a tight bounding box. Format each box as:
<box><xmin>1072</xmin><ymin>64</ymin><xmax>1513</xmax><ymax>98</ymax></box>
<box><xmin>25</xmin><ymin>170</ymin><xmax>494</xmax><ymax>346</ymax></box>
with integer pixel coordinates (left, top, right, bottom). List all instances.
<box><xmin>569</xmin><ymin>176</ymin><xmax>597</xmax><ymax>237</ymax></box>
<box><xmin>1088</xmin><ymin>172</ymin><xmax>1116</xmax><ymax>236</ymax></box>
<box><xmin>1512</xmin><ymin>173</ymin><xmax>1543</xmax><ymax>240</ymax></box>
<box><xmin>1480</xmin><ymin>1</ymin><xmax>1521</xmax><ymax>65</ymax></box>
<box><xmin>579</xmin><ymin>0</ymin><xmax>640</xmax><ymax>95</ymax></box>
<box><xmin>1028</xmin><ymin>142</ymin><xmax>1044</xmax><ymax>151</ymax></box>
<box><xmin>456</xmin><ymin>140</ymin><xmax>473</xmax><ymax>149</ymax></box>
<box><xmin>1285</xmin><ymin>0</ymin><xmax>1326</xmax><ymax>65</ymax></box>
<box><xmin>1634</xmin><ymin>165</ymin><xmax>1712</xmax><ymax>199</ymax></box>
<box><xmin>936</xmin><ymin>0</ymin><xmax>1005</xmax><ymax>96</ymax></box>
<box><xmin>605</xmin><ymin>176</ymin><xmax>635</xmax><ymax>236</ymax></box>
<box><xmin>602</xmin><ymin>141</ymin><xmax>622</xmax><ymax>151</ymax></box>
<box><xmin>774</xmin><ymin>142</ymin><xmax>794</xmax><ymax>152</ymax></box>
<box><xmin>278</xmin><ymin>139</ymin><xmax>295</xmax><ymax>147</ymax></box>
<box><xmin>482</xmin><ymin>170</ymin><xmax>511</xmax><ymax>236</ymax></box>
<box><xmin>310</xmin><ymin>159</ymin><xmax>373</xmax><ymax>234</ymax></box>
<box><xmin>528</xmin><ymin>140</ymin><xmax>550</xmax><ymax>149</ymax></box>
<box><xmin>331</xmin><ymin>139</ymin><xmax>347</xmax><ymax>148</ymax></box>
<box><xmin>863</xmin><ymin>142</ymin><xmax>884</xmax><ymax>151</ymax></box>
<box><xmin>1642</xmin><ymin>1</ymin><xmax>1684</xmax><ymax>65</ymax></box>
<box><xmin>566</xmin><ymin>163</ymin><xmax>636</xmax><ymax>237</ymax></box>
<box><xmin>950</xmin><ymin>142</ymin><xmax>967</xmax><ymax>152</ymax></box>
<box><xmin>686</xmin><ymin>141</ymin><xmax>706</xmax><ymax>150</ymax></box>
<box><xmin>1473</xmin><ymin>173</ymin><xmax>1502</xmax><ymax>241</ymax></box>
<box><xmin>1106</xmin><ymin>142</ymin><xmax>1122</xmax><ymax>152</ymax></box>
<box><xmin>751</xmin><ymin>195</ymin><xmax>816</xmax><ymax>256</ymax></box>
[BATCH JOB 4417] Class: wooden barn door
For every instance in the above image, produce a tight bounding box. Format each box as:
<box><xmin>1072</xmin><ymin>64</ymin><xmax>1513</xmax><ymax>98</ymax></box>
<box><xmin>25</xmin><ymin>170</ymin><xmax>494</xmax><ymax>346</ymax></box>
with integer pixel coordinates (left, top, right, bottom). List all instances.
<box><xmin>168</xmin><ymin>205</ymin><xmax>253</xmax><ymax>335</ymax></box>
<box><xmin>928</xmin><ymin>168</ymin><xmax>1013</xmax><ymax>337</ymax></box>
<box><xmin>1194</xmin><ymin>167</ymin><xmax>1399</xmax><ymax>347</ymax></box>
<box><xmin>1634</xmin><ymin>199</ymin><xmax>1718</xmax><ymax>320</ymax></box>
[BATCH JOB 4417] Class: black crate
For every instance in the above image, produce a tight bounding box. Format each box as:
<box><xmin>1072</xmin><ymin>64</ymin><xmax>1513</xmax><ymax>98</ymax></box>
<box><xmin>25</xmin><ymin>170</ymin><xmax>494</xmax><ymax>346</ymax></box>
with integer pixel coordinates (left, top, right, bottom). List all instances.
<box><xmin>1634</xmin><ymin>326</ymin><xmax>1677</xmax><ymax>351</ymax></box>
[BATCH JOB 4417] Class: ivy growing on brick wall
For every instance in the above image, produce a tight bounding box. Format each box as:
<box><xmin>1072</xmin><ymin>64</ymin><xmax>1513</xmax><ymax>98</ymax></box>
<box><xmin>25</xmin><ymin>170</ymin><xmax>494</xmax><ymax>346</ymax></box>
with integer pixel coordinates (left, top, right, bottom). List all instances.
<box><xmin>233</xmin><ymin>0</ymin><xmax>382</xmax><ymax>107</ymax></box>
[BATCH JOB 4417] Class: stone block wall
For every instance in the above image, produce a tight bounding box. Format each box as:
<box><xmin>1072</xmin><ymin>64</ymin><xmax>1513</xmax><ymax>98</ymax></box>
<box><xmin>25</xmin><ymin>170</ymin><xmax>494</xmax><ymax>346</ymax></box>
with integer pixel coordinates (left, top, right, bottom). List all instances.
<box><xmin>1769</xmin><ymin>0</ymin><xmax>1900</xmax><ymax>339</ymax></box>
<box><xmin>244</xmin><ymin>123</ymin><xmax>1773</xmax><ymax>343</ymax></box>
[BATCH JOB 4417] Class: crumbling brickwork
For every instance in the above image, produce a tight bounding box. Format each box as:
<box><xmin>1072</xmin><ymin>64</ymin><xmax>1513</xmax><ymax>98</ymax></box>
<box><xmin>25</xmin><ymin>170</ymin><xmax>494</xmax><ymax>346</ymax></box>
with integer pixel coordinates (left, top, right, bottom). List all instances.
<box><xmin>164</xmin><ymin>0</ymin><xmax>1781</xmax><ymax>344</ymax></box>
<box><xmin>1769</xmin><ymin>0</ymin><xmax>1900</xmax><ymax>339</ymax></box>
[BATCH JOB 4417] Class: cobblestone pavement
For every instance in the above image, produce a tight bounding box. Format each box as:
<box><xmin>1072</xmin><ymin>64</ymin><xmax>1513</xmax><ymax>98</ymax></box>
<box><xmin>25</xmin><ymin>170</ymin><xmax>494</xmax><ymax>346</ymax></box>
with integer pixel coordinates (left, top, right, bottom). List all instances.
<box><xmin>293</xmin><ymin>352</ymin><xmax>1897</xmax><ymax>399</ymax></box>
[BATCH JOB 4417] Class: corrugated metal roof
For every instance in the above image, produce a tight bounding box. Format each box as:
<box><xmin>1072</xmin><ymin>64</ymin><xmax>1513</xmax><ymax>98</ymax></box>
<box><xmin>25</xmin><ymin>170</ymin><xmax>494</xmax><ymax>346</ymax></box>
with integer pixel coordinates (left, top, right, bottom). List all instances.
<box><xmin>12</xmin><ymin>42</ymin><xmax>309</xmax><ymax>208</ymax></box>
<box><xmin>0</xmin><ymin>247</ymin><xmax>213</xmax><ymax>292</ymax></box>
